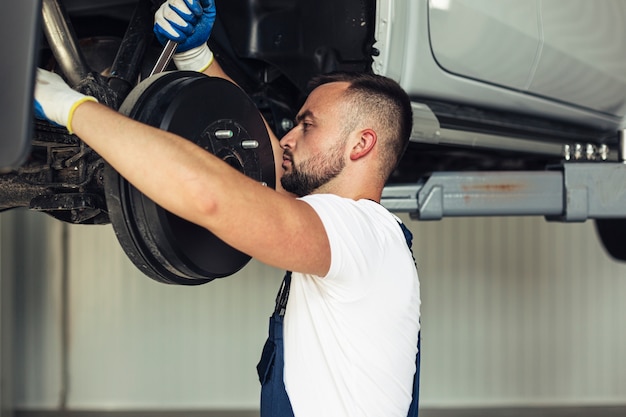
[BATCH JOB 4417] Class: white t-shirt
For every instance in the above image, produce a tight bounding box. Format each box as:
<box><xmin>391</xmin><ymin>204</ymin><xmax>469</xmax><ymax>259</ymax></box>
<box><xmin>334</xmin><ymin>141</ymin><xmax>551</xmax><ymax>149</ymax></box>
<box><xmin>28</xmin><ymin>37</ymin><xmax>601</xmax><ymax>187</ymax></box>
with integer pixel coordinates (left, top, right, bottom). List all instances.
<box><xmin>283</xmin><ymin>194</ymin><xmax>421</xmax><ymax>417</ymax></box>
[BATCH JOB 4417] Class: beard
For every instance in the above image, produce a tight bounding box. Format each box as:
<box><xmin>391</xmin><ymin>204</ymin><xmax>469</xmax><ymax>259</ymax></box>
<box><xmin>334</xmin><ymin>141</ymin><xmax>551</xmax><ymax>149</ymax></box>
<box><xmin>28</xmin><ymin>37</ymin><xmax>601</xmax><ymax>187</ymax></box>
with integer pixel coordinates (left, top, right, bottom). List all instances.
<box><xmin>281</xmin><ymin>140</ymin><xmax>346</xmax><ymax>197</ymax></box>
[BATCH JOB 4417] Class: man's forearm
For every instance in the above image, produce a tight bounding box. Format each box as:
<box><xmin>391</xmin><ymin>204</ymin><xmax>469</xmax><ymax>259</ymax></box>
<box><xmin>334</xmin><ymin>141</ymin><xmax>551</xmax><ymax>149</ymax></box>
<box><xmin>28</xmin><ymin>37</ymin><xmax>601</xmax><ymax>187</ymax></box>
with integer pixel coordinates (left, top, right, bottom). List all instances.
<box><xmin>202</xmin><ymin>57</ymin><xmax>235</xmax><ymax>84</ymax></box>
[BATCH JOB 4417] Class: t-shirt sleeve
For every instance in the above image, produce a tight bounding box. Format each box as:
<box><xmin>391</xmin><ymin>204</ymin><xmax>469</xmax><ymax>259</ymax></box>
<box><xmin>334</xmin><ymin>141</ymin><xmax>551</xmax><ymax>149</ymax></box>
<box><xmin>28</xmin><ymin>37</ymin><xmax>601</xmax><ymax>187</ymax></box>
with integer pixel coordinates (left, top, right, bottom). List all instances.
<box><xmin>299</xmin><ymin>194</ymin><xmax>397</xmax><ymax>301</ymax></box>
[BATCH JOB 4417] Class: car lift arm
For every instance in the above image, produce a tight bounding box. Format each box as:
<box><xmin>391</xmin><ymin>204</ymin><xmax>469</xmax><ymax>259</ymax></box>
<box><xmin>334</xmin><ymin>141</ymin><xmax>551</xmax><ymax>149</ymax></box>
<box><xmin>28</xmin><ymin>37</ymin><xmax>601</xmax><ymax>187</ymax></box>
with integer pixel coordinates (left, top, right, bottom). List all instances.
<box><xmin>381</xmin><ymin>162</ymin><xmax>626</xmax><ymax>222</ymax></box>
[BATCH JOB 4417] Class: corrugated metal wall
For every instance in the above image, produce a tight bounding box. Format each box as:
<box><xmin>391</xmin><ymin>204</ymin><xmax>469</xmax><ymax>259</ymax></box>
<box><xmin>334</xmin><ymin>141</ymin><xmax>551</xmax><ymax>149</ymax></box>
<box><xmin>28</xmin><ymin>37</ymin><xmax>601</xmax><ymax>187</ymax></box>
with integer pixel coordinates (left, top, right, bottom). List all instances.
<box><xmin>412</xmin><ymin>216</ymin><xmax>626</xmax><ymax>406</ymax></box>
<box><xmin>9</xmin><ymin>211</ymin><xmax>65</xmax><ymax>409</ymax></box>
<box><xmin>1</xmin><ymin>211</ymin><xmax>15</xmax><ymax>416</ymax></box>
<box><xmin>4</xmin><ymin>210</ymin><xmax>626</xmax><ymax>410</ymax></box>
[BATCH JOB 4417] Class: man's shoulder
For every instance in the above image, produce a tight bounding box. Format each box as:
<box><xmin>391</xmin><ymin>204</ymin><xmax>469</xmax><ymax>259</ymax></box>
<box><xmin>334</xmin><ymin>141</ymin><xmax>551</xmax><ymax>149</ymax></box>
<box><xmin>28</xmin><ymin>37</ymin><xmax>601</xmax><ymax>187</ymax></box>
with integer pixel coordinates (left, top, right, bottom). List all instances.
<box><xmin>300</xmin><ymin>194</ymin><xmax>402</xmax><ymax>240</ymax></box>
<box><xmin>300</xmin><ymin>194</ymin><xmax>388</xmax><ymax>212</ymax></box>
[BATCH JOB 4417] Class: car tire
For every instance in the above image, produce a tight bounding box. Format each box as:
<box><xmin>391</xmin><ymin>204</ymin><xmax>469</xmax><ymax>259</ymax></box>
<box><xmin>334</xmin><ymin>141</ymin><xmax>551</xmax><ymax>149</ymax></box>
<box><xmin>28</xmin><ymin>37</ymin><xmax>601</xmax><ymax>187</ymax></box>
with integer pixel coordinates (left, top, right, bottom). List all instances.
<box><xmin>595</xmin><ymin>218</ymin><xmax>626</xmax><ymax>262</ymax></box>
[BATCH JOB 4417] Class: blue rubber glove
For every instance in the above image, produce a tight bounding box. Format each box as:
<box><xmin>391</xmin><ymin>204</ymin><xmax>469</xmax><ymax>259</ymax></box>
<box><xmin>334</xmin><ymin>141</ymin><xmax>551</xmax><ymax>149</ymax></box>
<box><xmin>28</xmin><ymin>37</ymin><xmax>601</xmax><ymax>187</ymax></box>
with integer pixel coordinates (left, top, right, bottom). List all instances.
<box><xmin>34</xmin><ymin>69</ymin><xmax>97</xmax><ymax>134</ymax></box>
<box><xmin>154</xmin><ymin>0</ymin><xmax>216</xmax><ymax>71</ymax></box>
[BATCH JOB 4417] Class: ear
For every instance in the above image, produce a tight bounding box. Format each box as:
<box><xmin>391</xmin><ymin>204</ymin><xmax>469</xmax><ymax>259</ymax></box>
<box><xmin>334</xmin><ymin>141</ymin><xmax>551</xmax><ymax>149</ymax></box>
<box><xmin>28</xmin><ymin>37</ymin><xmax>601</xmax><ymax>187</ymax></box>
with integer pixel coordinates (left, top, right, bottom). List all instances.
<box><xmin>349</xmin><ymin>129</ymin><xmax>377</xmax><ymax>161</ymax></box>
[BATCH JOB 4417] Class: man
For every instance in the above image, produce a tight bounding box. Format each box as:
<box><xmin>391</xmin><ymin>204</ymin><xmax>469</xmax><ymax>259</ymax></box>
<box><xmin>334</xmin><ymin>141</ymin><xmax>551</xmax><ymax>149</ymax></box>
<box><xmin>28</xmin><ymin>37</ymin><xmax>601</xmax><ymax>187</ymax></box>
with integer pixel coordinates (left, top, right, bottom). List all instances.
<box><xmin>34</xmin><ymin>0</ymin><xmax>421</xmax><ymax>415</ymax></box>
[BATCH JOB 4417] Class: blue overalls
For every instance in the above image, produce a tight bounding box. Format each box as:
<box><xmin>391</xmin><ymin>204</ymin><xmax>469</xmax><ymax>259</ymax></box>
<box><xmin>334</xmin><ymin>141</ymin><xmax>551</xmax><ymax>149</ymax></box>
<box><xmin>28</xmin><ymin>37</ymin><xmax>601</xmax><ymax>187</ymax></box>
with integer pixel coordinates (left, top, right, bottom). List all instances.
<box><xmin>257</xmin><ymin>223</ymin><xmax>420</xmax><ymax>417</ymax></box>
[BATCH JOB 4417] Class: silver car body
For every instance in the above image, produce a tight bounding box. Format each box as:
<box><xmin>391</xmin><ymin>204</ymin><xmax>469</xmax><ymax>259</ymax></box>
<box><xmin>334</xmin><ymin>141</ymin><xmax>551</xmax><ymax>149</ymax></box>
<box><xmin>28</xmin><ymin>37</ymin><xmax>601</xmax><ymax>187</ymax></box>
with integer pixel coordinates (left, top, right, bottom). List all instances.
<box><xmin>374</xmin><ymin>0</ymin><xmax>626</xmax><ymax>131</ymax></box>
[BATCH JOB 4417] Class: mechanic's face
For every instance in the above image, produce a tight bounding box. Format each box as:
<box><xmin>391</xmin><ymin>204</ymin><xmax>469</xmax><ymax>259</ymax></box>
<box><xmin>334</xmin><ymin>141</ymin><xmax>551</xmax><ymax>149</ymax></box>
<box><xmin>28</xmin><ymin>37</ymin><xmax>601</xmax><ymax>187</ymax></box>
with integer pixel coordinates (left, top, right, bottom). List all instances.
<box><xmin>279</xmin><ymin>82</ymin><xmax>351</xmax><ymax>197</ymax></box>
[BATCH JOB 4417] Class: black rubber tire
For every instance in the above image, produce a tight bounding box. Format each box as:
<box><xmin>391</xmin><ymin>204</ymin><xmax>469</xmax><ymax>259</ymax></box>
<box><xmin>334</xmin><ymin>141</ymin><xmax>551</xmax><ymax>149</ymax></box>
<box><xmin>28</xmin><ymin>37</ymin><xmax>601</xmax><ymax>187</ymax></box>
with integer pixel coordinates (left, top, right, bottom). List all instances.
<box><xmin>595</xmin><ymin>218</ymin><xmax>626</xmax><ymax>262</ymax></box>
<box><xmin>104</xmin><ymin>71</ymin><xmax>275</xmax><ymax>285</ymax></box>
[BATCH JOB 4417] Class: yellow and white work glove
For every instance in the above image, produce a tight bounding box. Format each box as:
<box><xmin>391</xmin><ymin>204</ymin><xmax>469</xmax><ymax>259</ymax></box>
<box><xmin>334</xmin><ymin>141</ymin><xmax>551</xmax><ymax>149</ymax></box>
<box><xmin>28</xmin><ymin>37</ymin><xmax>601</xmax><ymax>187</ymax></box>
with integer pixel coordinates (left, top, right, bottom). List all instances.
<box><xmin>34</xmin><ymin>68</ymin><xmax>98</xmax><ymax>134</ymax></box>
<box><xmin>153</xmin><ymin>0</ymin><xmax>216</xmax><ymax>72</ymax></box>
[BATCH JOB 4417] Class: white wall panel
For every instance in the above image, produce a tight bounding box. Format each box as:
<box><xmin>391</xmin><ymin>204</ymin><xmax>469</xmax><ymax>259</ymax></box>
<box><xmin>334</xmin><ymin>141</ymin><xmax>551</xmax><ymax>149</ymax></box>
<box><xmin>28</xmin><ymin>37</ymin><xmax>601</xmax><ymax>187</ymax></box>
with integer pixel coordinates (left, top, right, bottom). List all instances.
<box><xmin>409</xmin><ymin>215</ymin><xmax>626</xmax><ymax>407</ymax></box>
<box><xmin>65</xmin><ymin>223</ymin><xmax>282</xmax><ymax>410</ymax></box>
<box><xmin>0</xmin><ymin>211</ymin><xmax>15</xmax><ymax>417</ymax></box>
<box><xmin>10</xmin><ymin>211</ymin><xmax>65</xmax><ymax>409</ymax></box>
<box><xmin>12</xmin><ymin>212</ymin><xmax>626</xmax><ymax>410</ymax></box>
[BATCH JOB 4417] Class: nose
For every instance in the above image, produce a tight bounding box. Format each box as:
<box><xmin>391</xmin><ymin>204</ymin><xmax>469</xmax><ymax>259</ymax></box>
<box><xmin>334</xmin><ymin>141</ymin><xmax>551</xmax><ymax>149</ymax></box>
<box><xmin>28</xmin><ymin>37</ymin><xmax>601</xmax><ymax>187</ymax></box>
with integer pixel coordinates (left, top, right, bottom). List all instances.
<box><xmin>279</xmin><ymin>127</ymin><xmax>296</xmax><ymax>150</ymax></box>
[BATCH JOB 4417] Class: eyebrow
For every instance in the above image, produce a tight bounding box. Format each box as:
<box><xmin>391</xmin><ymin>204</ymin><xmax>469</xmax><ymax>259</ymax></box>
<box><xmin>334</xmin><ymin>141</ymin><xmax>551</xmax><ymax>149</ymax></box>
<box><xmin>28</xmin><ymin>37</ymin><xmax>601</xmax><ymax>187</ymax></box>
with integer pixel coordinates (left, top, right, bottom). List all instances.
<box><xmin>295</xmin><ymin>110</ymin><xmax>316</xmax><ymax>124</ymax></box>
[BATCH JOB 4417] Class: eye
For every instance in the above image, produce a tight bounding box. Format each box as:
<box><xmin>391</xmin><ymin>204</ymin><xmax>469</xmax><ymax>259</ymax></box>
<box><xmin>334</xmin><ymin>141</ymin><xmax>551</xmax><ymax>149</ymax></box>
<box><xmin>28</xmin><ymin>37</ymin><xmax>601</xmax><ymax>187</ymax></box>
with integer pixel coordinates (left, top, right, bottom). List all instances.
<box><xmin>293</xmin><ymin>112</ymin><xmax>315</xmax><ymax>131</ymax></box>
<box><xmin>300</xmin><ymin>119</ymin><xmax>314</xmax><ymax>131</ymax></box>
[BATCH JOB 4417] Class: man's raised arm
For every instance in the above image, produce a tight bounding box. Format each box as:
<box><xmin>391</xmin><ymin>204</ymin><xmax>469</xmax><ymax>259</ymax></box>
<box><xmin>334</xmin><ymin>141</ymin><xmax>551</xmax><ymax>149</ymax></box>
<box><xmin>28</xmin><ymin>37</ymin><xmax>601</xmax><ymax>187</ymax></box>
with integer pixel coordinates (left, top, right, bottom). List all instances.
<box><xmin>154</xmin><ymin>0</ymin><xmax>287</xmax><ymax>193</ymax></box>
<box><xmin>32</xmin><ymin>0</ymin><xmax>330</xmax><ymax>276</ymax></box>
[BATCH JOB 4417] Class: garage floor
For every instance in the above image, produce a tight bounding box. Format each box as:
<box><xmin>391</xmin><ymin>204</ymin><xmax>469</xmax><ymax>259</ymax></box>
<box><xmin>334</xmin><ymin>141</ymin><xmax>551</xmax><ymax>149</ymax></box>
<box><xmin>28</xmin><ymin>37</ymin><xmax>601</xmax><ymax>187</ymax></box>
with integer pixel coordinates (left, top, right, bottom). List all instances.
<box><xmin>421</xmin><ymin>407</ymin><xmax>626</xmax><ymax>417</ymax></box>
<box><xmin>14</xmin><ymin>406</ymin><xmax>626</xmax><ymax>417</ymax></box>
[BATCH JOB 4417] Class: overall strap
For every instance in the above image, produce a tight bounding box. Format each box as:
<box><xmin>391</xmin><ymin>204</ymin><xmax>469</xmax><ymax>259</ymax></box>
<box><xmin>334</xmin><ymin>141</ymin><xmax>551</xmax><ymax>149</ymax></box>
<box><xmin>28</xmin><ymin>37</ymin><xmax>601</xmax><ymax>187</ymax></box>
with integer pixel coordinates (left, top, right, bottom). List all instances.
<box><xmin>398</xmin><ymin>221</ymin><xmax>421</xmax><ymax>417</ymax></box>
<box><xmin>399</xmin><ymin>221</ymin><xmax>414</xmax><ymax>249</ymax></box>
<box><xmin>274</xmin><ymin>271</ymin><xmax>292</xmax><ymax>316</ymax></box>
<box><xmin>258</xmin><ymin>270</ymin><xmax>296</xmax><ymax>417</ymax></box>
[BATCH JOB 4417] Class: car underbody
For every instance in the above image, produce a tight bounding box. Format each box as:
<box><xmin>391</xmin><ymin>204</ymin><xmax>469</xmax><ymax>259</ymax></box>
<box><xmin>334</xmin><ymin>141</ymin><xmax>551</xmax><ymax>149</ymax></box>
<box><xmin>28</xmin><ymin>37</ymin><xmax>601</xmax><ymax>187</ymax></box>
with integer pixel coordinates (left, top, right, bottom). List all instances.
<box><xmin>1</xmin><ymin>0</ymin><xmax>626</xmax><ymax>284</ymax></box>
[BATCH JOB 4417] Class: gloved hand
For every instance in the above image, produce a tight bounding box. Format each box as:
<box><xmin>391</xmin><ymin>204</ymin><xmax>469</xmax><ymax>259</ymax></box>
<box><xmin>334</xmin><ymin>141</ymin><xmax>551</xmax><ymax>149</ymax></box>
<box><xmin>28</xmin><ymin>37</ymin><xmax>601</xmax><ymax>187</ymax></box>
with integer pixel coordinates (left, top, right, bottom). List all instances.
<box><xmin>34</xmin><ymin>69</ymin><xmax>98</xmax><ymax>134</ymax></box>
<box><xmin>154</xmin><ymin>0</ymin><xmax>216</xmax><ymax>72</ymax></box>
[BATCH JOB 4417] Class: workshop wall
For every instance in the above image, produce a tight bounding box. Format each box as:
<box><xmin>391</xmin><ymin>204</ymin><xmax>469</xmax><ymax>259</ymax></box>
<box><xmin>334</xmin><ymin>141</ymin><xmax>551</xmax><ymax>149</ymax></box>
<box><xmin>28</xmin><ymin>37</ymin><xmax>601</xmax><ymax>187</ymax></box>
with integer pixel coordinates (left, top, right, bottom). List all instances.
<box><xmin>5</xmin><ymin>210</ymin><xmax>626</xmax><ymax>411</ymax></box>
<box><xmin>1</xmin><ymin>212</ymin><xmax>15</xmax><ymax>416</ymax></box>
<box><xmin>8</xmin><ymin>211</ymin><xmax>65</xmax><ymax>409</ymax></box>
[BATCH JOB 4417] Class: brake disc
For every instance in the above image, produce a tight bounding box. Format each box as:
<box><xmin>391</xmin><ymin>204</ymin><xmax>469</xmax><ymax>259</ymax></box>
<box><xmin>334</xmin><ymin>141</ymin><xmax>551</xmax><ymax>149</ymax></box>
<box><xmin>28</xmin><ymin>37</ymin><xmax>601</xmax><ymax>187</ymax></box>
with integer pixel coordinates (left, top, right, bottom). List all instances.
<box><xmin>104</xmin><ymin>71</ymin><xmax>275</xmax><ymax>285</ymax></box>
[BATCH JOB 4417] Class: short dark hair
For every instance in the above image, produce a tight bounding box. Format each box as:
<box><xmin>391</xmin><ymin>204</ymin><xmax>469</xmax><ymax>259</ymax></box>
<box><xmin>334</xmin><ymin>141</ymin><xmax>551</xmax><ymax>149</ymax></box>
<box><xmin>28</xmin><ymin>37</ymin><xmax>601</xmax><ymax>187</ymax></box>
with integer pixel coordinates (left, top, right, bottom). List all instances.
<box><xmin>308</xmin><ymin>72</ymin><xmax>413</xmax><ymax>180</ymax></box>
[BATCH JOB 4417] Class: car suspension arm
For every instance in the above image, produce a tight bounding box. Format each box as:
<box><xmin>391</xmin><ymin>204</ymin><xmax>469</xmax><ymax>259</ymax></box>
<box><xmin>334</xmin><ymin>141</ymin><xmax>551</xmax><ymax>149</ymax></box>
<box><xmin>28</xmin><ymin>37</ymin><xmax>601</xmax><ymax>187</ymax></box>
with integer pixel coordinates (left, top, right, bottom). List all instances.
<box><xmin>41</xmin><ymin>0</ymin><xmax>90</xmax><ymax>88</ymax></box>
